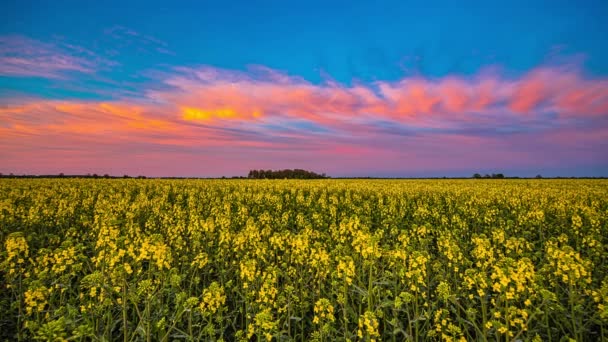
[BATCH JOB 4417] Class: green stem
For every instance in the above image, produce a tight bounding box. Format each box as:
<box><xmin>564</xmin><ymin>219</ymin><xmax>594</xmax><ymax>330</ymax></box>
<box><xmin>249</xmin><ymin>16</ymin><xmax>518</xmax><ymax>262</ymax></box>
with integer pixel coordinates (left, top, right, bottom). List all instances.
<box><xmin>481</xmin><ymin>292</ymin><xmax>488</xmax><ymax>340</ymax></box>
<box><xmin>17</xmin><ymin>271</ymin><xmax>23</xmax><ymax>342</ymax></box>
<box><xmin>160</xmin><ymin>307</ymin><xmax>186</xmax><ymax>342</ymax></box>
<box><xmin>544</xmin><ymin>302</ymin><xmax>551</xmax><ymax>341</ymax></box>
<box><xmin>414</xmin><ymin>293</ymin><xmax>419</xmax><ymax>342</ymax></box>
<box><xmin>188</xmin><ymin>311</ymin><xmax>192</xmax><ymax>340</ymax></box>
<box><xmin>367</xmin><ymin>263</ymin><xmax>373</xmax><ymax>310</ymax></box>
<box><xmin>123</xmin><ymin>279</ymin><xmax>128</xmax><ymax>342</ymax></box>
<box><xmin>570</xmin><ymin>283</ymin><xmax>577</xmax><ymax>340</ymax></box>
<box><xmin>145</xmin><ymin>297</ymin><xmax>151</xmax><ymax>342</ymax></box>
<box><xmin>451</xmin><ymin>297</ymin><xmax>487</xmax><ymax>342</ymax></box>
<box><xmin>343</xmin><ymin>282</ymin><xmax>348</xmax><ymax>342</ymax></box>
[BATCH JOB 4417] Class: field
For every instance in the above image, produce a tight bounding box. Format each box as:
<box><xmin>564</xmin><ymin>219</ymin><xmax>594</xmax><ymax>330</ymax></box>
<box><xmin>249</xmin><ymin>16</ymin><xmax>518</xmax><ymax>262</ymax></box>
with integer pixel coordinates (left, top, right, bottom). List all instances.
<box><xmin>1</xmin><ymin>179</ymin><xmax>608</xmax><ymax>341</ymax></box>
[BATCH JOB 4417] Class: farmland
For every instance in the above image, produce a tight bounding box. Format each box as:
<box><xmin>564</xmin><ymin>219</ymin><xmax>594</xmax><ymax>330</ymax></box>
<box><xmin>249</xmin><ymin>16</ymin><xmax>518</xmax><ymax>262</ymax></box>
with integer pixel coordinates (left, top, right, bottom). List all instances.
<box><xmin>1</xmin><ymin>179</ymin><xmax>607</xmax><ymax>341</ymax></box>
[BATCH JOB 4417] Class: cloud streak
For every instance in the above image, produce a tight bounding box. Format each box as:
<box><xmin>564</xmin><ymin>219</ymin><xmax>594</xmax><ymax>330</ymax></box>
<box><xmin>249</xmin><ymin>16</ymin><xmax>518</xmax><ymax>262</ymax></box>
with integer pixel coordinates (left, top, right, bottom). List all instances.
<box><xmin>153</xmin><ymin>64</ymin><xmax>608</xmax><ymax>125</ymax></box>
<box><xmin>1</xmin><ymin>63</ymin><xmax>607</xmax><ymax>176</ymax></box>
<box><xmin>0</xmin><ymin>35</ymin><xmax>114</xmax><ymax>78</ymax></box>
<box><xmin>103</xmin><ymin>26</ymin><xmax>174</xmax><ymax>55</ymax></box>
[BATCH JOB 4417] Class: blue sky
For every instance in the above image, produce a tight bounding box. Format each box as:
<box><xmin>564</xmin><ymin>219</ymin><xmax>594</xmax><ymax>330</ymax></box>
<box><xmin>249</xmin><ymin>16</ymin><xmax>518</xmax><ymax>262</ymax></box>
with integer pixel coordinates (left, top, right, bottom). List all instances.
<box><xmin>4</xmin><ymin>0</ymin><xmax>608</xmax><ymax>81</ymax></box>
<box><xmin>1</xmin><ymin>0</ymin><xmax>607</xmax><ymax>176</ymax></box>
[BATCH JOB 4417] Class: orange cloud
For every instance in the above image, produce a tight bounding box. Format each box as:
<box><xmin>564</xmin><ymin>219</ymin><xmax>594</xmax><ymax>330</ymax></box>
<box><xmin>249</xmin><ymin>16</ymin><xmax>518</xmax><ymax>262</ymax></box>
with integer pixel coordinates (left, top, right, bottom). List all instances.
<box><xmin>136</xmin><ymin>65</ymin><xmax>600</xmax><ymax>133</ymax></box>
<box><xmin>181</xmin><ymin>106</ymin><xmax>262</xmax><ymax>121</ymax></box>
<box><xmin>2</xmin><ymin>64</ymin><xmax>608</xmax><ymax>177</ymax></box>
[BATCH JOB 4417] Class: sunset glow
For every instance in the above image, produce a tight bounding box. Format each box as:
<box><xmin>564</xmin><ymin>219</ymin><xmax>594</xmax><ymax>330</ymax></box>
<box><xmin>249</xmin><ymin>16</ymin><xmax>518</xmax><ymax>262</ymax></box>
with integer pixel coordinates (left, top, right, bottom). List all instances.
<box><xmin>2</xmin><ymin>1</ymin><xmax>607</xmax><ymax>177</ymax></box>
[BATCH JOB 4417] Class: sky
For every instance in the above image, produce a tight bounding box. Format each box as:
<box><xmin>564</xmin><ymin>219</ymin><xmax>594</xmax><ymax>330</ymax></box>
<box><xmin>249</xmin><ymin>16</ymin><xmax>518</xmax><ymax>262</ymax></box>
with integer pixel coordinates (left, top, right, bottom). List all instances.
<box><xmin>1</xmin><ymin>0</ymin><xmax>607</xmax><ymax>177</ymax></box>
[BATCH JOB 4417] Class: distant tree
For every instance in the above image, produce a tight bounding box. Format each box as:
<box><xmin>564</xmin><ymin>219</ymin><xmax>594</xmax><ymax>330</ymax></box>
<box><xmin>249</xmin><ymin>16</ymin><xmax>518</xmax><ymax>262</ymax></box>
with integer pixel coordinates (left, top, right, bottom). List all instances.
<box><xmin>103</xmin><ymin>174</ymin><xmax>110</xmax><ymax>179</ymax></box>
<box><xmin>535</xmin><ymin>174</ymin><xmax>543</xmax><ymax>179</ymax></box>
<box><xmin>494</xmin><ymin>173</ymin><xmax>505</xmax><ymax>179</ymax></box>
<box><xmin>58</xmin><ymin>173</ymin><xmax>65</xmax><ymax>178</ymax></box>
<box><xmin>123</xmin><ymin>174</ymin><xmax>130</xmax><ymax>178</ymax></box>
<box><xmin>247</xmin><ymin>169</ymin><xmax>327</xmax><ymax>179</ymax></box>
<box><xmin>473</xmin><ymin>173</ymin><xmax>482</xmax><ymax>179</ymax></box>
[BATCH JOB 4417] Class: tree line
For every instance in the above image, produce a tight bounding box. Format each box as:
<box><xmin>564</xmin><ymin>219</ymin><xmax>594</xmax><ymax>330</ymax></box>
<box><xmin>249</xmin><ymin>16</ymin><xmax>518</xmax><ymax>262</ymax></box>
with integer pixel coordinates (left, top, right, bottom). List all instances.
<box><xmin>247</xmin><ymin>169</ymin><xmax>328</xmax><ymax>179</ymax></box>
<box><xmin>472</xmin><ymin>173</ymin><xmax>545</xmax><ymax>179</ymax></box>
<box><xmin>472</xmin><ymin>173</ymin><xmax>505</xmax><ymax>179</ymax></box>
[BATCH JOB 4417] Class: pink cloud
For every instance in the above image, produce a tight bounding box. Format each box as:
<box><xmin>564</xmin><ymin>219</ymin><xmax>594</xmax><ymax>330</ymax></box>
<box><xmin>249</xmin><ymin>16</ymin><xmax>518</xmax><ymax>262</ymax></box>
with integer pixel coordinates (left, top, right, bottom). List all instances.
<box><xmin>4</xmin><ymin>64</ymin><xmax>608</xmax><ymax>133</ymax></box>
<box><xmin>554</xmin><ymin>80</ymin><xmax>608</xmax><ymax>116</ymax></box>
<box><xmin>508</xmin><ymin>70</ymin><xmax>550</xmax><ymax>113</ymax></box>
<box><xmin>2</xmin><ymin>63</ymin><xmax>608</xmax><ymax>176</ymax></box>
<box><xmin>437</xmin><ymin>77</ymin><xmax>470</xmax><ymax>113</ymax></box>
<box><xmin>150</xmin><ymin>64</ymin><xmax>608</xmax><ymax>128</ymax></box>
<box><xmin>0</xmin><ymin>35</ymin><xmax>113</xmax><ymax>78</ymax></box>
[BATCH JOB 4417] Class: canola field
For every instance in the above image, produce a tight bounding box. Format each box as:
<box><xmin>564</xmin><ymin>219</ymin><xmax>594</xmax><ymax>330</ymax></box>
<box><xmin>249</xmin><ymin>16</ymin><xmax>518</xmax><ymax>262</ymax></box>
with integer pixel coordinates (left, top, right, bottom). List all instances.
<box><xmin>1</xmin><ymin>179</ymin><xmax>608</xmax><ymax>341</ymax></box>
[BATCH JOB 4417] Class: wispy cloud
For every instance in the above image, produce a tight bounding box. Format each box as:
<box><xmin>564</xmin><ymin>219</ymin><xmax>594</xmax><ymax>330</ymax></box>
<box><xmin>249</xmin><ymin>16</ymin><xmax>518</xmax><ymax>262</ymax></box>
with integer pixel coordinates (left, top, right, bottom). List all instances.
<box><xmin>0</xmin><ymin>35</ymin><xmax>113</xmax><ymax>78</ymax></box>
<box><xmin>150</xmin><ymin>64</ymin><xmax>608</xmax><ymax>125</ymax></box>
<box><xmin>1</xmin><ymin>63</ymin><xmax>607</xmax><ymax>176</ymax></box>
<box><xmin>103</xmin><ymin>25</ymin><xmax>174</xmax><ymax>55</ymax></box>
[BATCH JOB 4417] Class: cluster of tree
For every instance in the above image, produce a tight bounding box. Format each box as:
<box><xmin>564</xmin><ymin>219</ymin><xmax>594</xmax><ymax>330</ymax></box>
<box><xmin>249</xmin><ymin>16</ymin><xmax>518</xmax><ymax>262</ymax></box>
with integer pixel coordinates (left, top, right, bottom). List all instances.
<box><xmin>2</xmin><ymin>172</ymin><xmax>604</xmax><ymax>180</ymax></box>
<box><xmin>472</xmin><ymin>173</ymin><xmax>505</xmax><ymax>179</ymax></box>
<box><xmin>247</xmin><ymin>169</ymin><xmax>328</xmax><ymax>179</ymax></box>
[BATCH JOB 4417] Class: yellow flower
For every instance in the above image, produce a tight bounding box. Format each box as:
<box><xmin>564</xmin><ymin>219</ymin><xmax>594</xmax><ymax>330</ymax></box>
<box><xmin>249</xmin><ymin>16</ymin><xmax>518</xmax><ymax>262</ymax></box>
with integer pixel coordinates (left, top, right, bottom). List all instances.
<box><xmin>313</xmin><ymin>298</ymin><xmax>335</xmax><ymax>324</ymax></box>
<box><xmin>336</xmin><ymin>256</ymin><xmax>356</xmax><ymax>285</ymax></box>
<box><xmin>199</xmin><ymin>282</ymin><xmax>226</xmax><ymax>315</ymax></box>
<box><xmin>358</xmin><ymin>311</ymin><xmax>380</xmax><ymax>339</ymax></box>
<box><xmin>24</xmin><ymin>286</ymin><xmax>48</xmax><ymax>315</ymax></box>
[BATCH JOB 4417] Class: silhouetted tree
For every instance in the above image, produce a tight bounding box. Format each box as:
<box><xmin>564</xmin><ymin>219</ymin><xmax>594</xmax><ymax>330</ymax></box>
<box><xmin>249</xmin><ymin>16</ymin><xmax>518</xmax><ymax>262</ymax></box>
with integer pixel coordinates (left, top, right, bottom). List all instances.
<box><xmin>247</xmin><ymin>169</ymin><xmax>328</xmax><ymax>179</ymax></box>
<box><xmin>477</xmin><ymin>173</ymin><xmax>506</xmax><ymax>179</ymax></box>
